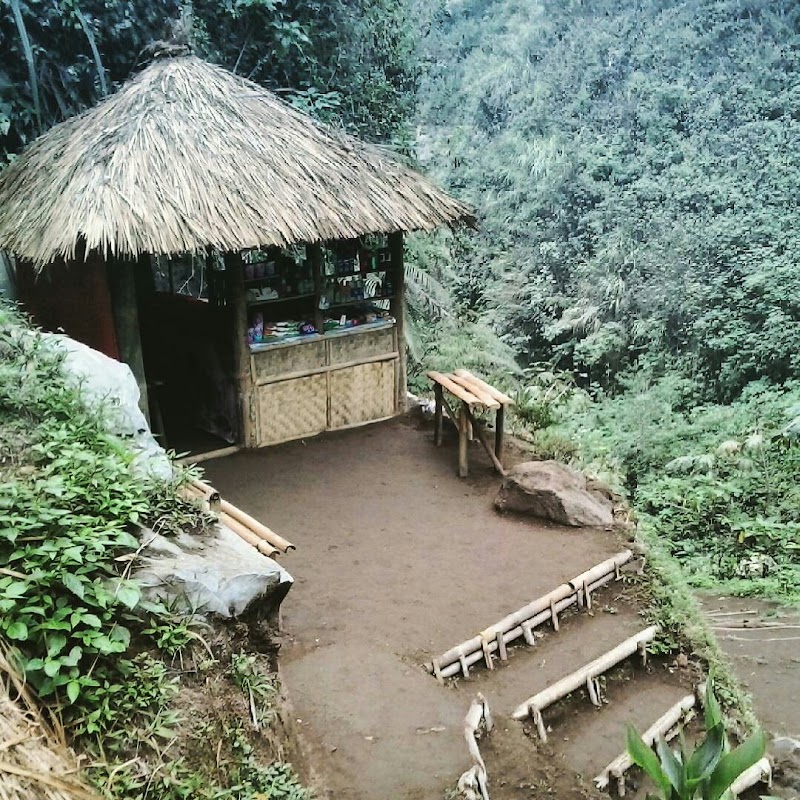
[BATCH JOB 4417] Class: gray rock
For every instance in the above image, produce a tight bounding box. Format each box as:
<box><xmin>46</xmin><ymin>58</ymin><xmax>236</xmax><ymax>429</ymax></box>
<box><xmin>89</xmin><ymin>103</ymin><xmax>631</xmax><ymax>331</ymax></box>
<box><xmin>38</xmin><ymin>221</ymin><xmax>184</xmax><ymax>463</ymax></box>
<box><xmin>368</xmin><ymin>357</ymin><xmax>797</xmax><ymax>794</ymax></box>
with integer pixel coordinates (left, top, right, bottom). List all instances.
<box><xmin>494</xmin><ymin>461</ymin><xmax>614</xmax><ymax>528</ymax></box>
<box><xmin>133</xmin><ymin>523</ymin><xmax>293</xmax><ymax>619</ymax></box>
<box><xmin>40</xmin><ymin>332</ymin><xmax>172</xmax><ymax>481</ymax></box>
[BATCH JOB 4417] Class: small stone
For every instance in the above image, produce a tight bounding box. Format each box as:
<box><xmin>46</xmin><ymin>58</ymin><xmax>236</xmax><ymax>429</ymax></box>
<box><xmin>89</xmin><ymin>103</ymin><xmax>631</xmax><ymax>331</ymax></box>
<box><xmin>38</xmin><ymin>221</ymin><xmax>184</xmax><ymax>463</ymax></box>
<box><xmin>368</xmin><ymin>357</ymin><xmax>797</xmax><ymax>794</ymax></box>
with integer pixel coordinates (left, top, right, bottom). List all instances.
<box><xmin>675</xmin><ymin>653</ymin><xmax>689</xmax><ymax>668</ymax></box>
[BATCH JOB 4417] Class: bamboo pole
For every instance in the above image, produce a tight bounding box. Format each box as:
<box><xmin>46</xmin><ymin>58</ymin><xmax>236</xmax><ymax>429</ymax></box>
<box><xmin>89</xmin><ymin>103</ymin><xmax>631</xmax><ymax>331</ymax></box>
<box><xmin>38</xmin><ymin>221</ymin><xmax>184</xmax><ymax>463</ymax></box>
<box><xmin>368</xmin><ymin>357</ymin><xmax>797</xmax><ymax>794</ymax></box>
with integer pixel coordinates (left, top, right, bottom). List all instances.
<box><xmin>512</xmin><ymin>626</ymin><xmax>659</xmax><ymax>739</ymax></box>
<box><xmin>427</xmin><ymin>371</ymin><xmax>481</xmax><ymax>406</ymax></box>
<box><xmin>594</xmin><ymin>694</ymin><xmax>696</xmax><ymax>794</ymax></box>
<box><xmin>428</xmin><ymin>551</ymin><xmax>633</xmax><ymax>679</ymax></box>
<box><xmin>190</xmin><ymin>478</ymin><xmax>295</xmax><ymax>552</ymax></box>
<box><xmin>730</xmin><ymin>758</ymin><xmax>771</xmax><ymax>797</ymax></box>
<box><xmin>219</xmin><ymin>512</ymin><xmax>280</xmax><ymax>558</ymax></box>
<box><xmin>458</xmin><ymin>402</ymin><xmax>470</xmax><ymax>477</ymax></box>
<box><xmin>434</xmin><ymin>383</ymin><xmax>444</xmax><ymax>446</ymax></box>
<box><xmin>453</xmin><ymin>369</ymin><xmax>514</xmax><ymax>406</ymax></box>
<box><xmin>389</xmin><ymin>232</ymin><xmax>407</xmax><ymax>414</ymax></box>
<box><xmin>450</xmin><ymin>374</ymin><xmax>501</xmax><ymax>410</ymax></box>
<box><xmin>460</xmin><ymin>693</ymin><xmax>492</xmax><ymax>800</ymax></box>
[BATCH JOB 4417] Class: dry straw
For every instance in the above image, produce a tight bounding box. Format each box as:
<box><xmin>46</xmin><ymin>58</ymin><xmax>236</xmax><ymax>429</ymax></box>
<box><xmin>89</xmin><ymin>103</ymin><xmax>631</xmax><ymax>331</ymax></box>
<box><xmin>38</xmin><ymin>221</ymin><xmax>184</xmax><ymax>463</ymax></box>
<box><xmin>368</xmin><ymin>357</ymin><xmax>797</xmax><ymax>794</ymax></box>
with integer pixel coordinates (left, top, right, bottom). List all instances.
<box><xmin>0</xmin><ymin>55</ymin><xmax>474</xmax><ymax>267</ymax></box>
<box><xmin>0</xmin><ymin>646</ymin><xmax>99</xmax><ymax>800</ymax></box>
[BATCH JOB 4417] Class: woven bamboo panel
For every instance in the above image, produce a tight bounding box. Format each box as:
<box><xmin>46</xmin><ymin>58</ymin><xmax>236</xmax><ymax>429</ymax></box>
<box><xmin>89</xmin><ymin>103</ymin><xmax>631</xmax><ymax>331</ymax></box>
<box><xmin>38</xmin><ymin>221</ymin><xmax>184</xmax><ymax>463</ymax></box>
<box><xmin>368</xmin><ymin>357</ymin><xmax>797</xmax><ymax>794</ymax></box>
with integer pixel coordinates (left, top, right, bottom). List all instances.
<box><xmin>329</xmin><ymin>360</ymin><xmax>396</xmax><ymax>429</ymax></box>
<box><xmin>253</xmin><ymin>339</ymin><xmax>326</xmax><ymax>381</ymax></box>
<box><xmin>256</xmin><ymin>373</ymin><xmax>327</xmax><ymax>445</ymax></box>
<box><xmin>328</xmin><ymin>327</ymin><xmax>395</xmax><ymax>366</ymax></box>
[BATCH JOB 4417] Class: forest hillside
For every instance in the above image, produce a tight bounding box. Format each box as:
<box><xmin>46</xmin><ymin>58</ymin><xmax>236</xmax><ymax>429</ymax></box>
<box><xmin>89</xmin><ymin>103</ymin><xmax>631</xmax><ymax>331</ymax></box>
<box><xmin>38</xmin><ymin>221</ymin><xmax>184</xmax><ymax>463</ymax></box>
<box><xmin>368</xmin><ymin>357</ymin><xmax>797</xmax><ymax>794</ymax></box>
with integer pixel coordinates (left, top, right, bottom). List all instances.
<box><xmin>413</xmin><ymin>0</ymin><xmax>800</xmax><ymax>602</ymax></box>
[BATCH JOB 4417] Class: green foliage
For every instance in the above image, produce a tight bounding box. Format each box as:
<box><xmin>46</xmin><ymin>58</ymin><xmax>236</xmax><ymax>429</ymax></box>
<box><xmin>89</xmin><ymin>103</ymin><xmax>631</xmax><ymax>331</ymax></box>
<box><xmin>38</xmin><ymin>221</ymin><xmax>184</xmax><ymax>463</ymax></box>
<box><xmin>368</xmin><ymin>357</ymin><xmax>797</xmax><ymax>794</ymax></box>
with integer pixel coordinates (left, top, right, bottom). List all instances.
<box><xmin>416</xmin><ymin>0</ymin><xmax>800</xmax><ymax>402</ymax></box>
<box><xmin>1</xmin><ymin>307</ymin><xmax>311</xmax><ymax>799</ymax></box>
<box><xmin>626</xmin><ymin>677</ymin><xmax>766</xmax><ymax>800</ymax></box>
<box><xmin>0</xmin><ymin>0</ymin><xmax>417</xmax><ymax>157</ymax></box>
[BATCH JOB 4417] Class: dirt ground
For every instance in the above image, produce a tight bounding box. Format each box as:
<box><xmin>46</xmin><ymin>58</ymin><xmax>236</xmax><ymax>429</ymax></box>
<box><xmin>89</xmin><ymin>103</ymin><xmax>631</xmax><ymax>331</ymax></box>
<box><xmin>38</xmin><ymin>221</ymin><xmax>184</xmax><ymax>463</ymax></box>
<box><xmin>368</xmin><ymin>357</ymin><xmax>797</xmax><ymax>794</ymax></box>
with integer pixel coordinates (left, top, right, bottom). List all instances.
<box><xmin>698</xmin><ymin>595</ymin><xmax>800</xmax><ymax>738</ymax></box>
<box><xmin>203</xmin><ymin>417</ymin><xmax>693</xmax><ymax>799</ymax></box>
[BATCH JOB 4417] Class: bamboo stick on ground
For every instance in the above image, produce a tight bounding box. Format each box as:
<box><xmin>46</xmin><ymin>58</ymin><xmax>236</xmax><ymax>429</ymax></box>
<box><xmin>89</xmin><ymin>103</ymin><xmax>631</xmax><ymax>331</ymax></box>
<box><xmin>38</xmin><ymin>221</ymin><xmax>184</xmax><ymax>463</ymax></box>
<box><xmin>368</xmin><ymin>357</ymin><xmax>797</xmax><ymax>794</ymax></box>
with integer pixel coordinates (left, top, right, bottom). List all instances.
<box><xmin>219</xmin><ymin>512</ymin><xmax>280</xmax><ymax>558</ymax></box>
<box><xmin>191</xmin><ymin>478</ymin><xmax>295</xmax><ymax>552</ymax></box>
<box><xmin>594</xmin><ymin>693</ymin><xmax>696</xmax><ymax>794</ymax></box>
<box><xmin>512</xmin><ymin>626</ymin><xmax>659</xmax><ymax>740</ymax></box>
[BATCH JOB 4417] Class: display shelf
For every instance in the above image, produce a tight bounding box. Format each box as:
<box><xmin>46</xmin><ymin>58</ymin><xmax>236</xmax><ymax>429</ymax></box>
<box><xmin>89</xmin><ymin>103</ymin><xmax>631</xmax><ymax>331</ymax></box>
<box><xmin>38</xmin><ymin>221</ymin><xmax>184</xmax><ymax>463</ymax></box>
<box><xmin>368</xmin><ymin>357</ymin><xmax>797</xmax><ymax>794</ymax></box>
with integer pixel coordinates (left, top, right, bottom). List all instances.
<box><xmin>247</xmin><ymin>293</ymin><xmax>315</xmax><ymax>307</ymax></box>
<box><xmin>327</xmin><ymin>295</ymin><xmax>395</xmax><ymax>310</ymax></box>
<box><xmin>249</xmin><ymin>318</ymin><xmax>395</xmax><ymax>352</ymax></box>
<box><xmin>323</xmin><ymin>268</ymin><xmax>386</xmax><ymax>280</ymax></box>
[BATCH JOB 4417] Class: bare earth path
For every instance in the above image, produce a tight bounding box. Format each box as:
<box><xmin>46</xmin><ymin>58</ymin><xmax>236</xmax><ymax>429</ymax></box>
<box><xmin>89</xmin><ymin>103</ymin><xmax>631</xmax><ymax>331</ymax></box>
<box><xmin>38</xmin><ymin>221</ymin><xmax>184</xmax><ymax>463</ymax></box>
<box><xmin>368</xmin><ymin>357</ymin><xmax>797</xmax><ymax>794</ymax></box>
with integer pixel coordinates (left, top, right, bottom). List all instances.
<box><xmin>205</xmin><ymin>417</ymin><xmax>689</xmax><ymax>799</ymax></box>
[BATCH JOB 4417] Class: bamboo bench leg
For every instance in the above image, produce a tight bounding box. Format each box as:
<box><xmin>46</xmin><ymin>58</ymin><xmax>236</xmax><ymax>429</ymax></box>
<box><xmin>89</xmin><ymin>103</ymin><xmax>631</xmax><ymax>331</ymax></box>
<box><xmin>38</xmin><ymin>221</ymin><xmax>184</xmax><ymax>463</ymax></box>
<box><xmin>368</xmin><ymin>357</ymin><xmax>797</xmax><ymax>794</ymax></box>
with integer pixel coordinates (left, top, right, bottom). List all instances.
<box><xmin>495</xmin><ymin>404</ymin><xmax>505</xmax><ymax>464</ymax></box>
<box><xmin>458</xmin><ymin>401</ymin><xmax>469</xmax><ymax>477</ymax></box>
<box><xmin>434</xmin><ymin>383</ymin><xmax>444</xmax><ymax>446</ymax></box>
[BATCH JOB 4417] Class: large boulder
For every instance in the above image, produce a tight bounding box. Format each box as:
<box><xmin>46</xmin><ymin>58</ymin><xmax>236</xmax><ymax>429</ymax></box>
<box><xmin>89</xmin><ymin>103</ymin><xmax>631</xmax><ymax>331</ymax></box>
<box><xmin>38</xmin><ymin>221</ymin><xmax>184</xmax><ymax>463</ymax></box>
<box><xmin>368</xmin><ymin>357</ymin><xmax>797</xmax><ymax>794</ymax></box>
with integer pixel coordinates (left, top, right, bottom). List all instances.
<box><xmin>40</xmin><ymin>332</ymin><xmax>172</xmax><ymax>481</ymax></box>
<box><xmin>494</xmin><ymin>461</ymin><xmax>615</xmax><ymax>528</ymax></box>
<box><xmin>133</xmin><ymin>523</ymin><xmax>293</xmax><ymax>620</ymax></box>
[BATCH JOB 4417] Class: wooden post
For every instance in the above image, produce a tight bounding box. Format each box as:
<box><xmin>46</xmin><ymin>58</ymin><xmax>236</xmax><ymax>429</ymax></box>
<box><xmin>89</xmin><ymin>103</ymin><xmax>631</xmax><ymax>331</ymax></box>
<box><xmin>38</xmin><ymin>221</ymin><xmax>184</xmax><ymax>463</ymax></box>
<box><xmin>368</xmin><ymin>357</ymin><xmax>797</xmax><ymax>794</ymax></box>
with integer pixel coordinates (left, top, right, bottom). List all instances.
<box><xmin>458</xmin><ymin>400</ymin><xmax>469</xmax><ymax>477</ymax></box>
<box><xmin>495</xmin><ymin>404</ymin><xmax>505</xmax><ymax>463</ymax></box>
<box><xmin>107</xmin><ymin>255</ymin><xmax>149</xmax><ymax>423</ymax></box>
<box><xmin>389</xmin><ymin>231</ymin><xmax>406</xmax><ymax>414</ymax></box>
<box><xmin>434</xmin><ymin>383</ymin><xmax>444</xmax><ymax>445</ymax></box>
<box><xmin>226</xmin><ymin>252</ymin><xmax>254</xmax><ymax>448</ymax></box>
<box><xmin>308</xmin><ymin>243</ymin><xmax>324</xmax><ymax>335</ymax></box>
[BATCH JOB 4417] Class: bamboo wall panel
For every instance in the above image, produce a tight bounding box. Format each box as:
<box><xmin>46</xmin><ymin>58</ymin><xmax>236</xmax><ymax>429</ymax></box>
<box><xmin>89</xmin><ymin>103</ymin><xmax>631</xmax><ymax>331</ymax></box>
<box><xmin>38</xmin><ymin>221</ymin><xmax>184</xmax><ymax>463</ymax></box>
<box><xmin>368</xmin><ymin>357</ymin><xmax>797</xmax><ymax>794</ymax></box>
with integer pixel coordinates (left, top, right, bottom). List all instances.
<box><xmin>329</xmin><ymin>360</ymin><xmax>395</xmax><ymax>429</ymax></box>
<box><xmin>253</xmin><ymin>339</ymin><xmax>326</xmax><ymax>381</ymax></box>
<box><xmin>328</xmin><ymin>327</ymin><xmax>395</xmax><ymax>366</ymax></box>
<box><xmin>256</xmin><ymin>373</ymin><xmax>327</xmax><ymax>445</ymax></box>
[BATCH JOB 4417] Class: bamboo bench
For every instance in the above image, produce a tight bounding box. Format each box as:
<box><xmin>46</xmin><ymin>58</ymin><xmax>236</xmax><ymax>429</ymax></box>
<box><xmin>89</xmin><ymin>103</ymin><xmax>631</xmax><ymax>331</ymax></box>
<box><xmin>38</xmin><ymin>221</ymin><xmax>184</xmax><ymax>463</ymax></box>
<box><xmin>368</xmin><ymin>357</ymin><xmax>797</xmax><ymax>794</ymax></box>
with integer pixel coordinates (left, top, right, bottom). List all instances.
<box><xmin>427</xmin><ymin>369</ymin><xmax>514</xmax><ymax>477</ymax></box>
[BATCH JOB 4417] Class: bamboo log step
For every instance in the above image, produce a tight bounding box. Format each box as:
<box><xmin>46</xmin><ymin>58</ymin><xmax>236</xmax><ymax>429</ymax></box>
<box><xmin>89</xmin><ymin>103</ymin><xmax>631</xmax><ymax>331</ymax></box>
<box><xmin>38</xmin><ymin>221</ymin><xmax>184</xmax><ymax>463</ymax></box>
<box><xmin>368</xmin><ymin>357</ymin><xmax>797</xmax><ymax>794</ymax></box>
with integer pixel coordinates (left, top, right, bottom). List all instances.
<box><xmin>427</xmin><ymin>551</ymin><xmax>632</xmax><ymax>681</ymax></box>
<box><xmin>730</xmin><ymin>757</ymin><xmax>771</xmax><ymax>796</ymax></box>
<box><xmin>512</xmin><ymin>626</ymin><xmax>659</xmax><ymax>741</ymax></box>
<box><xmin>594</xmin><ymin>693</ymin><xmax>697</xmax><ymax>795</ymax></box>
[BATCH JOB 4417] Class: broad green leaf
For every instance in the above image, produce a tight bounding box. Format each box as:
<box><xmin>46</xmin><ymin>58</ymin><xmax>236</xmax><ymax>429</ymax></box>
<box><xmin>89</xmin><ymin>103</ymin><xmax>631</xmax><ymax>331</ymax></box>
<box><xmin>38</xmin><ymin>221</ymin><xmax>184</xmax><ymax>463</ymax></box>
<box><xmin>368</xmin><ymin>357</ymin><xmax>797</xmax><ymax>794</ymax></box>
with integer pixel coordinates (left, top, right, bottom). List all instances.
<box><xmin>6</xmin><ymin>620</ymin><xmax>28</xmax><ymax>641</ymax></box>
<box><xmin>46</xmin><ymin>633</ymin><xmax>67</xmax><ymax>658</ymax></box>
<box><xmin>627</xmin><ymin>725</ymin><xmax>672</xmax><ymax>799</ymax></box>
<box><xmin>704</xmin><ymin>676</ymin><xmax>723</xmax><ymax>730</ymax></box>
<box><xmin>656</xmin><ymin>737</ymin><xmax>686</xmax><ymax>797</ymax></box>
<box><xmin>706</xmin><ymin>730</ymin><xmax>767</xmax><ymax>800</ymax></box>
<box><xmin>686</xmin><ymin>723</ymin><xmax>724</xmax><ymax>786</ymax></box>
<box><xmin>62</xmin><ymin>572</ymin><xmax>85</xmax><ymax>599</ymax></box>
<box><xmin>115</xmin><ymin>582</ymin><xmax>141</xmax><ymax>610</ymax></box>
<box><xmin>66</xmin><ymin>680</ymin><xmax>80</xmax><ymax>703</ymax></box>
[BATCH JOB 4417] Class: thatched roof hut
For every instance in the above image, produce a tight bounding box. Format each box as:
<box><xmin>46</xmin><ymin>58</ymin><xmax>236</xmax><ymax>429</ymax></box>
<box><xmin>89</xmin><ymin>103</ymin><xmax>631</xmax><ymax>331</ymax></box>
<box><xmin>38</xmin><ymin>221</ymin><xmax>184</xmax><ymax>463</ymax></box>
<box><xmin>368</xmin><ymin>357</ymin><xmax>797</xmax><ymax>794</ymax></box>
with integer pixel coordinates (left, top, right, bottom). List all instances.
<box><xmin>0</xmin><ymin>54</ymin><xmax>473</xmax><ymax>266</ymax></box>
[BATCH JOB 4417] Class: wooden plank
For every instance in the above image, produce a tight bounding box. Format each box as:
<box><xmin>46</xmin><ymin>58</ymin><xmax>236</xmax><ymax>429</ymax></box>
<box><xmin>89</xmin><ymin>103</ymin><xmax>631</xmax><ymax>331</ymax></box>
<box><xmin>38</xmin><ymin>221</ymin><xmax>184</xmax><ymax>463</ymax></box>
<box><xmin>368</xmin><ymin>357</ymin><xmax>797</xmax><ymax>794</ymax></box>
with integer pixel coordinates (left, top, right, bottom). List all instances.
<box><xmin>427</xmin><ymin>370</ymin><xmax>481</xmax><ymax>406</ymax></box>
<box><xmin>454</xmin><ymin>369</ymin><xmax>514</xmax><ymax>406</ymax></box>
<box><xmin>449</xmin><ymin>374</ymin><xmax>500</xmax><ymax>409</ymax></box>
<box><xmin>495</xmin><ymin>404</ymin><xmax>505</xmax><ymax>462</ymax></box>
<box><xmin>463</xmin><ymin>404</ymin><xmax>506</xmax><ymax>475</ymax></box>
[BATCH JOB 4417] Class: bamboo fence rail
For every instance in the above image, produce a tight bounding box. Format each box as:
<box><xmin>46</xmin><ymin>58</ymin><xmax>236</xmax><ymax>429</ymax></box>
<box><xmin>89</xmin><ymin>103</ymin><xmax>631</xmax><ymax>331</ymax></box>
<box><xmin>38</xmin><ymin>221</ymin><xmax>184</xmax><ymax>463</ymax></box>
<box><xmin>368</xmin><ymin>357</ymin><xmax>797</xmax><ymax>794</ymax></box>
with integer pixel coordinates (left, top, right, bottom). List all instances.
<box><xmin>427</xmin><ymin>550</ymin><xmax>632</xmax><ymax>681</ymax></box>
<box><xmin>594</xmin><ymin>693</ymin><xmax>697</xmax><ymax>795</ymax></box>
<box><xmin>511</xmin><ymin>625</ymin><xmax>659</xmax><ymax>741</ymax></box>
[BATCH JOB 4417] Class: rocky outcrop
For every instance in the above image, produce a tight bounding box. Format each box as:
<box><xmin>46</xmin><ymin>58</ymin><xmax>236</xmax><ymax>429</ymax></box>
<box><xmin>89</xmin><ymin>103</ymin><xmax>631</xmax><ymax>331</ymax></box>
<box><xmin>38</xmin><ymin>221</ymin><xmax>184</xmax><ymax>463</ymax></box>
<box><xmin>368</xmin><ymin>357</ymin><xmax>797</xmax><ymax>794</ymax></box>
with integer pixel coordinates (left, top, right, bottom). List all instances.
<box><xmin>133</xmin><ymin>523</ymin><xmax>293</xmax><ymax>620</ymax></box>
<box><xmin>494</xmin><ymin>461</ymin><xmax>615</xmax><ymax>528</ymax></box>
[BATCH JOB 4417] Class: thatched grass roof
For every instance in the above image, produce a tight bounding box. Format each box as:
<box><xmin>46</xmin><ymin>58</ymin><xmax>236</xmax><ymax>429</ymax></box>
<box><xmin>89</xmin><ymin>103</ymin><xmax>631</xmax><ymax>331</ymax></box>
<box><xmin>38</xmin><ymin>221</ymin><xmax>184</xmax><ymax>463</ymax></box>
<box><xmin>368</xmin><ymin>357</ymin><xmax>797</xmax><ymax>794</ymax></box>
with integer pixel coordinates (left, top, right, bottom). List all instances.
<box><xmin>0</xmin><ymin>648</ymin><xmax>100</xmax><ymax>800</ymax></box>
<box><xmin>0</xmin><ymin>55</ymin><xmax>474</xmax><ymax>266</ymax></box>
